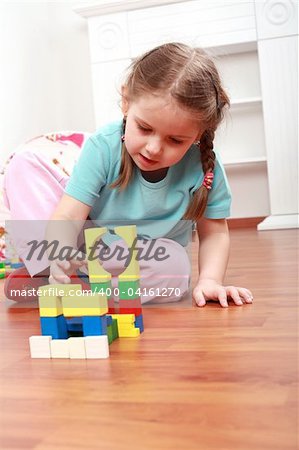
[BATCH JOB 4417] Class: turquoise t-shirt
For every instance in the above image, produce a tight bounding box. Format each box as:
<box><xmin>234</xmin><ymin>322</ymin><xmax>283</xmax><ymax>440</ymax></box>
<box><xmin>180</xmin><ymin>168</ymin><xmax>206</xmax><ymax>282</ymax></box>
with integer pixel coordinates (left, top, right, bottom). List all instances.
<box><xmin>65</xmin><ymin>120</ymin><xmax>231</xmax><ymax>246</ymax></box>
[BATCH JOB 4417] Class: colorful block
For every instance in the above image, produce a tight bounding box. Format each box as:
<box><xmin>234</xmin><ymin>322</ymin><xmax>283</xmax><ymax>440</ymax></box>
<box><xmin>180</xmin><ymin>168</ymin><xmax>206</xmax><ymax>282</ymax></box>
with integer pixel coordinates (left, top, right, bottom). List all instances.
<box><xmin>90</xmin><ymin>281</ymin><xmax>112</xmax><ymax>297</ymax></box>
<box><xmin>29</xmin><ymin>336</ymin><xmax>52</xmax><ymax>358</ymax></box>
<box><xmin>40</xmin><ymin>315</ymin><xmax>68</xmax><ymax>339</ymax></box>
<box><xmin>82</xmin><ymin>315</ymin><xmax>107</xmax><ymax>336</ymax></box>
<box><xmin>39</xmin><ymin>297</ymin><xmax>63</xmax><ymax>318</ymax></box>
<box><xmin>107</xmin><ymin>325</ymin><xmax>113</xmax><ymax>344</ymax></box>
<box><xmin>84</xmin><ymin>227</ymin><xmax>111</xmax><ymax>283</ymax></box>
<box><xmin>66</xmin><ymin>317</ymin><xmax>83</xmax><ymax>332</ymax></box>
<box><xmin>85</xmin><ymin>336</ymin><xmax>109</xmax><ymax>359</ymax></box>
<box><xmin>110</xmin><ymin>314</ymin><xmax>135</xmax><ymax>324</ymax></box>
<box><xmin>134</xmin><ymin>314</ymin><xmax>144</xmax><ymax>333</ymax></box>
<box><xmin>62</xmin><ymin>292</ymin><xmax>108</xmax><ymax>317</ymax></box>
<box><xmin>119</xmin><ymin>298</ymin><xmax>142</xmax><ymax>315</ymax></box>
<box><xmin>114</xmin><ymin>225</ymin><xmax>140</xmax><ymax>281</ymax></box>
<box><xmin>118</xmin><ymin>326</ymin><xmax>140</xmax><ymax>338</ymax></box>
<box><xmin>69</xmin><ymin>337</ymin><xmax>86</xmax><ymax>359</ymax></box>
<box><xmin>111</xmin><ymin>319</ymin><xmax>119</xmax><ymax>341</ymax></box>
<box><xmin>50</xmin><ymin>339</ymin><xmax>69</xmax><ymax>358</ymax></box>
<box><xmin>118</xmin><ymin>279</ymin><xmax>140</xmax><ymax>299</ymax></box>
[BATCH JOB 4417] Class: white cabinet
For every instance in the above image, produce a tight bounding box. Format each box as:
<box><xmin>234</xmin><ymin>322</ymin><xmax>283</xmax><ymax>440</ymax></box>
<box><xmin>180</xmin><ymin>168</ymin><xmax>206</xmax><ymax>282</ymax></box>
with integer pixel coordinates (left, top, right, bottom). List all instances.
<box><xmin>74</xmin><ymin>0</ymin><xmax>298</xmax><ymax>229</ymax></box>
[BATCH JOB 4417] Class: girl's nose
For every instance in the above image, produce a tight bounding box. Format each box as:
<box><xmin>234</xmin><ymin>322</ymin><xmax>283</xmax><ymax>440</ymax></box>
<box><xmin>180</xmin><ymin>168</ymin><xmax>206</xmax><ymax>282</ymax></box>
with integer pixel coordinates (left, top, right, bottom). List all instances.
<box><xmin>145</xmin><ymin>138</ymin><xmax>162</xmax><ymax>157</ymax></box>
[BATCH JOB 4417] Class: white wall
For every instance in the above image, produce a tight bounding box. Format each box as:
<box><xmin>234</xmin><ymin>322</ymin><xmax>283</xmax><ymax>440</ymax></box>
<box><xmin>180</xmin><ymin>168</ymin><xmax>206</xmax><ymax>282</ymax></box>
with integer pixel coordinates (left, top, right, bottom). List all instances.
<box><xmin>0</xmin><ymin>0</ymin><xmax>95</xmax><ymax>165</ymax></box>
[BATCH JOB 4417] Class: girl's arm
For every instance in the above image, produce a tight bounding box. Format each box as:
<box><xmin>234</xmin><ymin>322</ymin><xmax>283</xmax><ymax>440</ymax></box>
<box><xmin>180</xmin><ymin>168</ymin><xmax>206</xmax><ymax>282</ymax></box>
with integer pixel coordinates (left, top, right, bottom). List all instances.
<box><xmin>193</xmin><ymin>217</ymin><xmax>253</xmax><ymax>307</ymax></box>
<box><xmin>46</xmin><ymin>194</ymin><xmax>91</xmax><ymax>284</ymax></box>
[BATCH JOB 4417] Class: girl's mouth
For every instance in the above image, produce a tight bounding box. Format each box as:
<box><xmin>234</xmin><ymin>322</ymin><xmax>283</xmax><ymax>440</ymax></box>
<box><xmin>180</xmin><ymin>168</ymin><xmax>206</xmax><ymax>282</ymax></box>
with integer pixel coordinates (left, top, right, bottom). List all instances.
<box><xmin>138</xmin><ymin>153</ymin><xmax>158</xmax><ymax>167</ymax></box>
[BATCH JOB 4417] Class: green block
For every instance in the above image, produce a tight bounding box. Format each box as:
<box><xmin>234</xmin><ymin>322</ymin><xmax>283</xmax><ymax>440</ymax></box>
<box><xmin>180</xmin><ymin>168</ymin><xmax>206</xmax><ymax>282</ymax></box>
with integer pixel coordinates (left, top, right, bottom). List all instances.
<box><xmin>118</xmin><ymin>279</ymin><xmax>140</xmax><ymax>300</ymax></box>
<box><xmin>107</xmin><ymin>325</ymin><xmax>113</xmax><ymax>345</ymax></box>
<box><xmin>111</xmin><ymin>319</ymin><xmax>119</xmax><ymax>340</ymax></box>
<box><xmin>90</xmin><ymin>281</ymin><xmax>112</xmax><ymax>298</ymax></box>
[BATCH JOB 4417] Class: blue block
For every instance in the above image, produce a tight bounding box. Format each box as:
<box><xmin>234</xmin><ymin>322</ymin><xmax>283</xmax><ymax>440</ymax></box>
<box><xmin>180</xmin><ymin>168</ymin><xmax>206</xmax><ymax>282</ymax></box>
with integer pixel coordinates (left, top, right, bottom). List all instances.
<box><xmin>106</xmin><ymin>315</ymin><xmax>113</xmax><ymax>326</ymax></box>
<box><xmin>11</xmin><ymin>262</ymin><xmax>25</xmax><ymax>269</ymax></box>
<box><xmin>134</xmin><ymin>314</ymin><xmax>144</xmax><ymax>333</ymax></box>
<box><xmin>40</xmin><ymin>315</ymin><xmax>68</xmax><ymax>339</ymax></box>
<box><xmin>66</xmin><ymin>317</ymin><xmax>83</xmax><ymax>332</ymax></box>
<box><xmin>82</xmin><ymin>316</ymin><xmax>107</xmax><ymax>336</ymax></box>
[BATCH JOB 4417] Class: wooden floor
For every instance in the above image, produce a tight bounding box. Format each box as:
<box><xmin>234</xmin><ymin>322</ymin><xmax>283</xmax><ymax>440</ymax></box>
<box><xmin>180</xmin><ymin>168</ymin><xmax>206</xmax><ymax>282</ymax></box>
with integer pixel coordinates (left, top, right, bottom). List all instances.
<box><xmin>0</xmin><ymin>228</ymin><xmax>298</xmax><ymax>450</ymax></box>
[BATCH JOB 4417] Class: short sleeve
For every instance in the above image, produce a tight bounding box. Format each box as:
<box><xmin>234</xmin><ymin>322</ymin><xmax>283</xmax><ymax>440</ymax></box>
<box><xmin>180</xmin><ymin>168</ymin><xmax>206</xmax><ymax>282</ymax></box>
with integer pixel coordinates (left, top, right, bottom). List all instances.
<box><xmin>204</xmin><ymin>154</ymin><xmax>232</xmax><ymax>219</ymax></box>
<box><xmin>64</xmin><ymin>135</ymin><xmax>110</xmax><ymax>206</ymax></box>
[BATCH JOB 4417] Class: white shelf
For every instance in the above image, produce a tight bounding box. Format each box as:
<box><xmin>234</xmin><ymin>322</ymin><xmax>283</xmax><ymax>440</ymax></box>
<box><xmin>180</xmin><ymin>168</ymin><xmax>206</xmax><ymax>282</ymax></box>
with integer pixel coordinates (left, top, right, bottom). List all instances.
<box><xmin>230</xmin><ymin>97</ymin><xmax>262</xmax><ymax>108</ymax></box>
<box><xmin>223</xmin><ymin>156</ymin><xmax>267</xmax><ymax>166</ymax></box>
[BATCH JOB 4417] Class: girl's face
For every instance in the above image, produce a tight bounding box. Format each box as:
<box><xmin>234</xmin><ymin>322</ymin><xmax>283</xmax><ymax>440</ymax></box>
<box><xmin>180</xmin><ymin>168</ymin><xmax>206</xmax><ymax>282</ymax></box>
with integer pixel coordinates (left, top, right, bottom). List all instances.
<box><xmin>122</xmin><ymin>92</ymin><xmax>203</xmax><ymax>173</ymax></box>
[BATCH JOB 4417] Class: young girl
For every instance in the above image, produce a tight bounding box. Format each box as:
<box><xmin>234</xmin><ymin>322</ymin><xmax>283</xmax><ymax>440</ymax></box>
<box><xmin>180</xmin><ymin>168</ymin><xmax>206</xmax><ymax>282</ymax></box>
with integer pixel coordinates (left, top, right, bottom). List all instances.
<box><xmin>5</xmin><ymin>42</ymin><xmax>253</xmax><ymax>307</ymax></box>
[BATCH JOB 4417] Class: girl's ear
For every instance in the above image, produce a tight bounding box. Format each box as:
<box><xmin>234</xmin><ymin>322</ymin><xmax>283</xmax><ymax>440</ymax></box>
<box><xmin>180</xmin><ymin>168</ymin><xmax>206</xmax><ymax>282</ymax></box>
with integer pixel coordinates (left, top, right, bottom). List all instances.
<box><xmin>121</xmin><ymin>85</ymin><xmax>129</xmax><ymax>115</ymax></box>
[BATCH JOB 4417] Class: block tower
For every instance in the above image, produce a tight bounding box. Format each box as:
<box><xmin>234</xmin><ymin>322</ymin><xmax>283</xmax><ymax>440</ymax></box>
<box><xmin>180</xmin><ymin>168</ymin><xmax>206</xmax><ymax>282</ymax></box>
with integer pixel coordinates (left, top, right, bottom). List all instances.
<box><xmin>29</xmin><ymin>225</ymin><xmax>144</xmax><ymax>359</ymax></box>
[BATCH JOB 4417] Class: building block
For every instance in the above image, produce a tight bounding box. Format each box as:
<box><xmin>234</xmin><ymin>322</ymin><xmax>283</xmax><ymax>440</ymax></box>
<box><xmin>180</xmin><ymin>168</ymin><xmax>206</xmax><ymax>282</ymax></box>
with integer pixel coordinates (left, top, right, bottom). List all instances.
<box><xmin>82</xmin><ymin>315</ymin><xmax>107</xmax><ymax>336</ymax></box>
<box><xmin>38</xmin><ymin>284</ymin><xmax>83</xmax><ymax>298</ymax></box>
<box><xmin>11</xmin><ymin>262</ymin><xmax>24</xmax><ymax>269</ymax></box>
<box><xmin>68</xmin><ymin>337</ymin><xmax>86</xmax><ymax>359</ymax></box>
<box><xmin>62</xmin><ymin>292</ymin><xmax>108</xmax><ymax>317</ymax></box>
<box><xmin>85</xmin><ymin>336</ymin><xmax>109</xmax><ymax>359</ymax></box>
<box><xmin>118</xmin><ymin>326</ymin><xmax>140</xmax><ymax>338</ymax></box>
<box><xmin>40</xmin><ymin>315</ymin><xmax>68</xmax><ymax>339</ymax></box>
<box><xmin>106</xmin><ymin>315</ymin><xmax>113</xmax><ymax>326</ymax></box>
<box><xmin>66</xmin><ymin>317</ymin><xmax>83</xmax><ymax>332</ymax></box>
<box><xmin>84</xmin><ymin>227</ymin><xmax>111</xmax><ymax>283</ymax></box>
<box><xmin>90</xmin><ymin>280</ymin><xmax>115</xmax><ymax>313</ymax></box>
<box><xmin>134</xmin><ymin>314</ymin><xmax>144</xmax><ymax>333</ymax></box>
<box><xmin>110</xmin><ymin>314</ymin><xmax>135</xmax><ymax>324</ymax></box>
<box><xmin>111</xmin><ymin>319</ymin><xmax>119</xmax><ymax>340</ymax></box>
<box><xmin>119</xmin><ymin>298</ymin><xmax>142</xmax><ymax>315</ymax></box>
<box><xmin>50</xmin><ymin>339</ymin><xmax>69</xmax><ymax>358</ymax></box>
<box><xmin>107</xmin><ymin>325</ymin><xmax>113</xmax><ymax>344</ymax></box>
<box><xmin>39</xmin><ymin>297</ymin><xmax>63</xmax><ymax>318</ymax></box>
<box><xmin>90</xmin><ymin>281</ymin><xmax>112</xmax><ymax>297</ymax></box>
<box><xmin>114</xmin><ymin>225</ymin><xmax>140</xmax><ymax>281</ymax></box>
<box><xmin>118</xmin><ymin>280</ymin><xmax>140</xmax><ymax>299</ymax></box>
<box><xmin>29</xmin><ymin>336</ymin><xmax>52</xmax><ymax>358</ymax></box>
<box><xmin>109</xmin><ymin>313</ymin><xmax>140</xmax><ymax>337</ymax></box>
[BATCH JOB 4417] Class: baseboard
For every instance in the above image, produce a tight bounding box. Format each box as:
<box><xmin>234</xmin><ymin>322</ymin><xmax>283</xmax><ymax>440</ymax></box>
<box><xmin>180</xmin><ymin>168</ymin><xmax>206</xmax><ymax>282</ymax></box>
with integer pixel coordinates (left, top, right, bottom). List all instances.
<box><xmin>227</xmin><ymin>217</ymin><xmax>266</xmax><ymax>229</ymax></box>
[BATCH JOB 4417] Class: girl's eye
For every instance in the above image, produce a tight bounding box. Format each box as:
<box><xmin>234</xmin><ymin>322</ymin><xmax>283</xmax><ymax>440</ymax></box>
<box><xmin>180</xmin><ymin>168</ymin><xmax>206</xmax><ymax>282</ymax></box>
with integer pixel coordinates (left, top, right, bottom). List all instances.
<box><xmin>171</xmin><ymin>138</ymin><xmax>183</xmax><ymax>145</ymax></box>
<box><xmin>137</xmin><ymin>124</ymin><xmax>151</xmax><ymax>132</ymax></box>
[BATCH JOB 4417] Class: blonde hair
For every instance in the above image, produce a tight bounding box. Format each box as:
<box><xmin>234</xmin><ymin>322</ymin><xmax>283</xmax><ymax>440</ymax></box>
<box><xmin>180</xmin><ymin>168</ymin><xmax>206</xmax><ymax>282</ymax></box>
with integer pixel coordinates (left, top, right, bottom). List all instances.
<box><xmin>111</xmin><ymin>42</ymin><xmax>230</xmax><ymax>221</ymax></box>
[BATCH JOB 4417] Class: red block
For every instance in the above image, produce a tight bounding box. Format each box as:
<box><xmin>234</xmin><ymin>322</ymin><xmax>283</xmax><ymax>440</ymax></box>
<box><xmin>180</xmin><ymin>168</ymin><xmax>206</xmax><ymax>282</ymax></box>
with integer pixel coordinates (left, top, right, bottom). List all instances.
<box><xmin>119</xmin><ymin>298</ymin><xmax>142</xmax><ymax>315</ymax></box>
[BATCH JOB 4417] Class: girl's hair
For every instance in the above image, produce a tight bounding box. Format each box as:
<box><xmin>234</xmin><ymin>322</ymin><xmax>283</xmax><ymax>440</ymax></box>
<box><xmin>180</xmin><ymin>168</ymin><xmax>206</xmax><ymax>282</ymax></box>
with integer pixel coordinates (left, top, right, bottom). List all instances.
<box><xmin>111</xmin><ymin>42</ymin><xmax>230</xmax><ymax>221</ymax></box>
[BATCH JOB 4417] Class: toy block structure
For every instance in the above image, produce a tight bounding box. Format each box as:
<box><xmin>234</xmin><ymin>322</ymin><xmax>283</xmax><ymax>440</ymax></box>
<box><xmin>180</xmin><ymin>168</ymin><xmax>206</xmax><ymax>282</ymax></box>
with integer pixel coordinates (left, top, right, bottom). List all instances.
<box><xmin>0</xmin><ymin>262</ymin><xmax>6</xmax><ymax>279</ymax></box>
<box><xmin>29</xmin><ymin>225</ymin><xmax>144</xmax><ymax>359</ymax></box>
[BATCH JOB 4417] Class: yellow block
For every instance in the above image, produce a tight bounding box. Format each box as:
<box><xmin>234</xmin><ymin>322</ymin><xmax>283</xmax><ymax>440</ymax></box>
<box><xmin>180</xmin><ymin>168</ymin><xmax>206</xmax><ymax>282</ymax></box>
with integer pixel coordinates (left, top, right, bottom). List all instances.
<box><xmin>38</xmin><ymin>284</ymin><xmax>83</xmax><ymax>297</ymax></box>
<box><xmin>62</xmin><ymin>292</ymin><xmax>108</xmax><ymax>317</ymax></box>
<box><xmin>84</xmin><ymin>227</ymin><xmax>112</xmax><ymax>283</ymax></box>
<box><xmin>38</xmin><ymin>284</ymin><xmax>84</xmax><ymax>317</ymax></box>
<box><xmin>39</xmin><ymin>298</ymin><xmax>63</xmax><ymax>317</ymax></box>
<box><xmin>114</xmin><ymin>225</ymin><xmax>140</xmax><ymax>281</ymax></box>
<box><xmin>63</xmin><ymin>307</ymin><xmax>108</xmax><ymax>317</ymax></box>
<box><xmin>118</xmin><ymin>328</ymin><xmax>140</xmax><ymax>337</ymax></box>
<box><xmin>110</xmin><ymin>314</ymin><xmax>135</xmax><ymax>323</ymax></box>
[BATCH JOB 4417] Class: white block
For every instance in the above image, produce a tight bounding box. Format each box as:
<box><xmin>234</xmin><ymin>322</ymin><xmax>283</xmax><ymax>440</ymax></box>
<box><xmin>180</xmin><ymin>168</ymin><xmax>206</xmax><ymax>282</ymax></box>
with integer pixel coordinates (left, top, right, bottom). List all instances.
<box><xmin>68</xmin><ymin>337</ymin><xmax>86</xmax><ymax>359</ymax></box>
<box><xmin>50</xmin><ymin>339</ymin><xmax>69</xmax><ymax>358</ymax></box>
<box><xmin>29</xmin><ymin>336</ymin><xmax>52</xmax><ymax>359</ymax></box>
<box><xmin>85</xmin><ymin>336</ymin><xmax>110</xmax><ymax>359</ymax></box>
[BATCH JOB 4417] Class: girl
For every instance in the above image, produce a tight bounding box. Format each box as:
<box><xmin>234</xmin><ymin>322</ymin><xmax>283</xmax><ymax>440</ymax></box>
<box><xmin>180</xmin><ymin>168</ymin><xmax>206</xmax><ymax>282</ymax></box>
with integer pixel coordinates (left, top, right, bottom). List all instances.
<box><xmin>5</xmin><ymin>42</ymin><xmax>253</xmax><ymax>307</ymax></box>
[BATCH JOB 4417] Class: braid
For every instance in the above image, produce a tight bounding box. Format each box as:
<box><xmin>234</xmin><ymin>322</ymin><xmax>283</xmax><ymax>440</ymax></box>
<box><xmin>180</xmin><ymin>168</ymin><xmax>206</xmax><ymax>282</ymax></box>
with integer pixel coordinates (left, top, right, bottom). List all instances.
<box><xmin>200</xmin><ymin>129</ymin><xmax>216</xmax><ymax>173</ymax></box>
<box><xmin>183</xmin><ymin>129</ymin><xmax>216</xmax><ymax>221</ymax></box>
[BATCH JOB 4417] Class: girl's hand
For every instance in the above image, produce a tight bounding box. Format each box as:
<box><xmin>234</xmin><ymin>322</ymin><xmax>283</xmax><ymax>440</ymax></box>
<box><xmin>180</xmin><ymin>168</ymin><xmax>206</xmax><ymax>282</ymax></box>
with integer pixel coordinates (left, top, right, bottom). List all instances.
<box><xmin>49</xmin><ymin>251</ymin><xmax>88</xmax><ymax>285</ymax></box>
<box><xmin>193</xmin><ymin>278</ymin><xmax>253</xmax><ymax>308</ymax></box>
